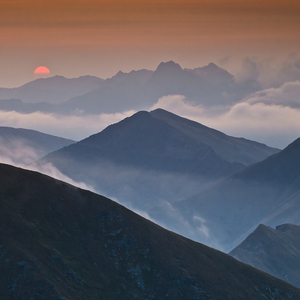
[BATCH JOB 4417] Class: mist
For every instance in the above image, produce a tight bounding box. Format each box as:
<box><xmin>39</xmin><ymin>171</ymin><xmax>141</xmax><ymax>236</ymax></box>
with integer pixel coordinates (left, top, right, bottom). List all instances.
<box><xmin>0</xmin><ymin>140</ymin><xmax>95</xmax><ymax>192</ymax></box>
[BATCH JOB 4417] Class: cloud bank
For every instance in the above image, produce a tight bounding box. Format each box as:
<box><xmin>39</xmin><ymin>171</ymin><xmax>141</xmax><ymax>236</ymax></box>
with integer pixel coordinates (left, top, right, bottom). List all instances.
<box><xmin>150</xmin><ymin>81</ymin><xmax>300</xmax><ymax>149</ymax></box>
<box><xmin>0</xmin><ymin>77</ymin><xmax>300</xmax><ymax>150</ymax></box>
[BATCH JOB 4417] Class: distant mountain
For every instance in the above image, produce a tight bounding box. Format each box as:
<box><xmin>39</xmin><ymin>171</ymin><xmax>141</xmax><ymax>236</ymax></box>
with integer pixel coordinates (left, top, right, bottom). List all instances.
<box><xmin>0</xmin><ymin>98</ymin><xmax>55</xmax><ymax>114</ymax></box>
<box><xmin>0</xmin><ymin>61</ymin><xmax>261</xmax><ymax>115</ymax></box>
<box><xmin>109</xmin><ymin>69</ymin><xmax>154</xmax><ymax>84</ymax></box>
<box><xmin>173</xmin><ymin>137</ymin><xmax>300</xmax><ymax>251</ymax></box>
<box><xmin>0</xmin><ymin>75</ymin><xmax>104</xmax><ymax>104</ymax></box>
<box><xmin>230</xmin><ymin>223</ymin><xmax>300</xmax><ymax>288</ymax></box>
<box><xmin>38</xmin><ymin>110</ymin><xmax>243</xmax><ymax>208</ymax></box>
<box><xmin>0</xmin><ymin>163</ymin><xmax>299</xmax><ymax>299</ymax></box>
<box><xmin>0</xmin><ymin>126</ymin><xmax>74</xmax><ymax>164</ymax></box>
<box><xmin>38</xmin><ymin>109</ymin><xmax>278</xmax><ymax>243</ymax></box>
<box><xmin>185</xmin><ymin>62</ymin><xmax>234</xmax><ymax>85</ymax></box>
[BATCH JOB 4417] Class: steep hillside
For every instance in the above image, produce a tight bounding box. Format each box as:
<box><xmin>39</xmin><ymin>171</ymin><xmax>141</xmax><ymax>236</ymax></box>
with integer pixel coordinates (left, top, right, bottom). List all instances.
<box><xmin>230</xmin><ymin>224</ymin><xmax>300</xmax><ymax>288</ymax></box>
<box><xmin>0</xmin><ymin>163</ymin><xmax>299</xmax><ymax>299</ymax></box>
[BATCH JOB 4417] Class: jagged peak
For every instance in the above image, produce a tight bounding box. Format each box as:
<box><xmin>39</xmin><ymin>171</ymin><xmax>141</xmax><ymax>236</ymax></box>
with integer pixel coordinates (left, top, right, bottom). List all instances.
<box><xmin>155</xmin><ymin>61</ymin><xmax>183</xmax><ymax>73</ymax></box>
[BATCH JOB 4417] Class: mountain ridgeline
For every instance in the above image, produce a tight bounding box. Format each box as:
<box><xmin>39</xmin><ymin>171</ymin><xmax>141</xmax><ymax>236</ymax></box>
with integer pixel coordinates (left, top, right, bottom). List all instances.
<box><xmin>0</xmin><ymin>163</ymin><xmax>299</xmax><ymax>299</ymax></box>
<box><xmin>230</xmin><ymin>223</ymin><xmax>300</xmax><ymax>289</ymax></box>
<box><xmin>0</xmin><ymin>61</ymin><xmax>261</xmax><ymax>115</ymax></box>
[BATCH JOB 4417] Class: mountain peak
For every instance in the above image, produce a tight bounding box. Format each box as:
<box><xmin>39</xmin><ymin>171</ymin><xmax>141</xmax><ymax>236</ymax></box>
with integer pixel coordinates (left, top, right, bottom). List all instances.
<box><xmin>284</xmin><ymin>137</ymin><xmax>300</xmax><ymax>150</ymax></box>
<box><xmin>155</xmin><ymin>61</ymin><xmax>183</xmax><ymax>73</ymax></box>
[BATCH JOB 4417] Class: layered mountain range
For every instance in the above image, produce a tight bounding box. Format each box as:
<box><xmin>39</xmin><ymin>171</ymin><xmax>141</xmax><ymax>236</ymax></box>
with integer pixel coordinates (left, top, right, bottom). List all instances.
<box><xmin>0</xmin><ymin>163</ymin><xmax>299</xmax><ymax>299</ymax></box>
<box><xmin>0</xmin><ymin>61</ymin><xmax>260</xmax><ymax>115</ymax></box>
<box><xmin>37</xmin><ymin>109</ymin><xmax>278</xmax><ymax>244</ymax></box>
<box><xmin>0</xmin><ymin>75</ymin><xmax>103</xmax><ymax>104</ymax></box>
<box><xmin>171</xmin><ymin>137</ymin><xmax>300</xmax><ymax>251</ymax></box>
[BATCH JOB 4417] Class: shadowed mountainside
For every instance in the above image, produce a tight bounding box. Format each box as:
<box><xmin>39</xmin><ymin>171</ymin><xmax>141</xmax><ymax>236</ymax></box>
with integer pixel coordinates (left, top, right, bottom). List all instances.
<box><xmin>0</xmin><ymin>163</ymin><xmax>300</xmax><ymax>299</ymax></box>
<box><xmin>230</xmin><ymin>223</ymin><xmax>300</xmax><ymax>288</ymax></box>
<box><xmin>38</xmin><ymin>109</ymin><xmax>278</xmax><ymax>210</ymax></box>
<box><xmin>173</xmin><ymin>137</ymin><xmax>300</xmax><ymax>251</ymax></box>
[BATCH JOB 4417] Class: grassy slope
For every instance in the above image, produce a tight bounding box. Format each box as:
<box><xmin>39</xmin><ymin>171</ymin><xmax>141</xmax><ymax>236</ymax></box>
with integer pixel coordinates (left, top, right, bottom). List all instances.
<box><xmin>0</xmin><ymin>163</ymin><xmax>300</xmax><ymax>299</ymax></box>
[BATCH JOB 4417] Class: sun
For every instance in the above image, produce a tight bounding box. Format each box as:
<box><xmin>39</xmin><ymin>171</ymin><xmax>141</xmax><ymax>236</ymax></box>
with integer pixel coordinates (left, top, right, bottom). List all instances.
<box><xmin>34</xmin><ymin>66</ymin><xmax>50</xmax><ymax>78</ymax></box>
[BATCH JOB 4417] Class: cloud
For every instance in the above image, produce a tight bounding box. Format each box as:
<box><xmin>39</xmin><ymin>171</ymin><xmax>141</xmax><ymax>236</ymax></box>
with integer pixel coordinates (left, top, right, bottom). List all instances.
<box><xmin>0</xmin><ymin>138</ymin><xmax>41</xmax><ymax>165</ymax></box>
<box><xmin>235</xmin><ymin>54</ymin><xmax>300</xmax><ymax>88</ymax></box>
<box><xmin>235</xmin><ymin>57</ymin><xmax>260</xmax><ymax>83</ymax></box>
<box><xmin>0</xmin><ymin>138</ymin><xmax>96</xmax><ymax>192</ymax></box>
<box><xmin>150</xmin><ymin>92</ymin><xmax>300</xmax><ymax>149</ymax></box>
<box><xmin>0</xmin><ymin>110</ymin><xmax>136</xmax><ymax>141</ymax></box>
<box><xmin>29</xmin><ymin>162</ymin><xmax>96</xmax><ymax>192</ymax></box>
<box><xmin>193</xmin><ymin>215</ymin><xmax>210</xmax><ymax>238</ymax></box>
<box><xmin>245</xmin><ymin>81</ymin><xmax>300</xmax><ymax>107</ymax></box>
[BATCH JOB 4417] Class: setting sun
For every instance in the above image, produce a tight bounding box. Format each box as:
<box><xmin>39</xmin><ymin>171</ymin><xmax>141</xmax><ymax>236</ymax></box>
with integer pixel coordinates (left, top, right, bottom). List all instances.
<box><xmin>34</xmin><ymin>66</ymin><xmax>50</xmax><ymax>74</ymax></box>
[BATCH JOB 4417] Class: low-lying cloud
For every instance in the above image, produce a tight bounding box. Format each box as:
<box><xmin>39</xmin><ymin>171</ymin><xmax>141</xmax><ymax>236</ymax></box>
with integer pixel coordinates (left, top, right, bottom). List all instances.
<box><xmin>150</xmin><ymin>84</ymin><xmax>300</xmax><ymax>149</ymax></box>
<box><xmin>0</xmin><ymin>141</ymin><xmax>95</xmax><ymax>192</ymax></box>
<box><xmin>235</xmin><ymin>54</ymin><xmax>300</xmax><ymax>88</ymax></box>
<box><xmin>1</xmin><ymin>78</ymin><xmax>300</xmax><ymax>150</ymax></box>
<box><xmin>0</xmin><ymin>110</ymin><xmax>136</xmax><ymax>141</ymax></box>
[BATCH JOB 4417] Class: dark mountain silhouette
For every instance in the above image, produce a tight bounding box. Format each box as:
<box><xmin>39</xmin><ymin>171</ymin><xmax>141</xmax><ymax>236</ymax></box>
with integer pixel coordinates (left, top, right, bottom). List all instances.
<box><xmin>38</xmin><ymin>109</ymin><xmax>278</xmax><ymax>243</ymax></box>
<box><xmin>0</xmin><ymin>61</ymin><xmax>261</xmax><ymax>115</ymax></box>
<box><xmin>38</xmin><ymin>110</ymin><xmax>244</xmax><ymax>209</ymax></box>
<box><xmin>0</xmin><ymin>75</ymin><xmax>103</xmax><ymax>104</ymax></box>
<box><xmin>230</xmin><ymin>223</ymin><xmax>300</xmax><ymax>288</ymax></box>
<box><xmin>0</xmin><ymin>163</ymin><xmax>300</xmax><ymax>299</ymax></box>
<box><xmin>173</xmin><ymin>137</ymin><xmax>300</xmax><ymax>251</ymax></box>
<box><xmin>0</xmin><ymin>126</ymin><xmax>74</xmax><ymax>164</ymax></box>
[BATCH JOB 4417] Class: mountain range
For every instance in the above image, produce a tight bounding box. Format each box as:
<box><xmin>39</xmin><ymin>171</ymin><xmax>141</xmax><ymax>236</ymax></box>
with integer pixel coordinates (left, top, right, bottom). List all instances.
<box><xmin>1</xmin><ymin>162</ymin><xmax>299</xmax><ymax>299</ymax></box>
<box><xmin>0</xmin><ymin>61</ymin><xmax>261</xmax><ymax>115</ymax></box>
<box><xmin>0</xmin><ymin>75</ymin><xmax>103</xmax><ymax>105</ymax></box>
<box><xmin>230</xmin><ymin>223</ymin><xmax>300</xmax><ymax>289</ymax></box>
<box><xmin>37</xmin><ymin>109</ymin><xmax>278</xmax><ymax>243</ymax></box>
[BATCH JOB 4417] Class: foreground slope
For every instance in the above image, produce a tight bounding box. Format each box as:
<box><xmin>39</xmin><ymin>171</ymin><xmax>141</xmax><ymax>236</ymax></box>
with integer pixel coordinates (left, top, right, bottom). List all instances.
<box><xmin>174</xmin><ymin>137</ymin><xmax>300</xmax><ymax>251</ymax></box>
<box><xmin>230</xmin><ymin>224</ymin><xmax>300</xmax><ymax>288</ymax></box>
<box><xmin>0</xmin><ymin>163</ymin><xmax>300</xmax><ymax>300</ymax></box>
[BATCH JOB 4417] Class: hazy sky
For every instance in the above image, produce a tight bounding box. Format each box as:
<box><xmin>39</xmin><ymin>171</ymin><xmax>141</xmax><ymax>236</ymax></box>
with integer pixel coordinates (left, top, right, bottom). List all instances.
<box><xmin>1</xmin><ymin>0</ymin><xmax>300</xmax><ymax>87</ymax></box>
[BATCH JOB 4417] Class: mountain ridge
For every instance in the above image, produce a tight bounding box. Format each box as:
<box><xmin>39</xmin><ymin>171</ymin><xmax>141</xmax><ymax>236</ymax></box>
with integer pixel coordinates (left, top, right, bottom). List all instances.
<box><xmin>1</xmin><ymin>162</ymin><xmax>300</xmax><ymax>299</ymax></box>
<box><xmin>230</xmin><ymin>223</ymin><xmax>300</xmax><ymax>288</ymax></box>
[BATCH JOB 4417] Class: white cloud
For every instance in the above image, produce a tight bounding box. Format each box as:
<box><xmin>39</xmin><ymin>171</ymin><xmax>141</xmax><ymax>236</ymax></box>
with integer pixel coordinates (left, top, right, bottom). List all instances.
<box><xmin>246</xmin><ymin>81</ymin><xmax>300</xmax><ymax>107</ymax></box>
<box><xmin>235</xmin><ymin>54</ymin><xmax>300</xmax><ymax>88</ymax></box>
<box><xmin>150</xmin><ymin>91</ymin><xmax>300</xmax><ymax>149</ymax></box>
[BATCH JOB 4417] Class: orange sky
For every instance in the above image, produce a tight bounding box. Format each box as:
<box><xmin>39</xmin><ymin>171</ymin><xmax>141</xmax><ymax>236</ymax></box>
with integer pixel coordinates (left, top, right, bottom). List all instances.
<box><xmin>1</xmin><ymin>0</ymin><xmax>299</xmax><ymax>87</ymax></box>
